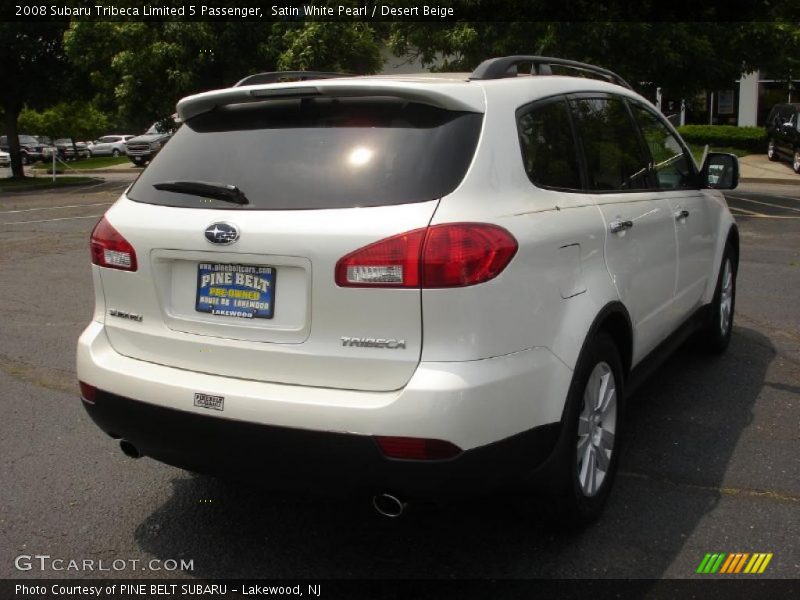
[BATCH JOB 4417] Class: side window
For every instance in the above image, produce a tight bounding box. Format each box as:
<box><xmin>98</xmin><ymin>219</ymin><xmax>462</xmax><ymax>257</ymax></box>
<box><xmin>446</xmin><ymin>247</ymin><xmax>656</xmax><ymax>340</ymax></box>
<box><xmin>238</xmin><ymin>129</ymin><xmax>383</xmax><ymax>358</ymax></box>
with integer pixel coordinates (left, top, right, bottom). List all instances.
<box><xmin>517</xmin><ymin>98</ymin><xmax>582</xmax><ymax>190</ymax></box>
<box><xmin>569</xmin><ymin>96</ymin><xmax>651</xmax><ymax>191</ymax></box>
<box><xmin>630</xmin><ymin>103</ymin><xmax>696</xmax><ymax>190</ymax></box>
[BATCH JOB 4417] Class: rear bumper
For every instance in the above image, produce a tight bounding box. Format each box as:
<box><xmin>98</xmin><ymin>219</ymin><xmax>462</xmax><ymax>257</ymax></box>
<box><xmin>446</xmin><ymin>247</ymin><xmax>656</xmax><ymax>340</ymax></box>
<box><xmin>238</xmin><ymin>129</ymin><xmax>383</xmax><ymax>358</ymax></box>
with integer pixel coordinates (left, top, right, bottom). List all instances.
<box><xmin>77</xmin><ymin>321</ymin><xmax>571</xmax><ymax>498</ymax></box>
<box><xmin>82</xmin><ymin>390</ymin><xmax>560</xmax><ymax>501</ymax></box>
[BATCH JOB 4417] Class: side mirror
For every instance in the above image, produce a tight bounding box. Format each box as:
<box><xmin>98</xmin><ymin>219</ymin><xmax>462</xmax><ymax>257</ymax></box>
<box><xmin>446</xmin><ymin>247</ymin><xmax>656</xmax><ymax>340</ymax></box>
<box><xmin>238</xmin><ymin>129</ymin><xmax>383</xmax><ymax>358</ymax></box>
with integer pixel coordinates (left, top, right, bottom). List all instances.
<box><xmin>702</xmin><ymin>152</ymin><xmax>739</xmax><ymax>190</ymax></box>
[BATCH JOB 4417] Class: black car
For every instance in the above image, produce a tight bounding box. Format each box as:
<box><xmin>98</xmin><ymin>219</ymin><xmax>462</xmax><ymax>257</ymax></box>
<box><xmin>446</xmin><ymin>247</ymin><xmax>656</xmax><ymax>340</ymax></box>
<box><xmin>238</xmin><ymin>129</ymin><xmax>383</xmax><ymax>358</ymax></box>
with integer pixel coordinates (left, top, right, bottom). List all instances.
<box><xmin>765</xmin><ymin>103</ymin><xmax>800</xmax><ymax>173</ymax></box>
<box><xmin>0</xmin><ymin>134</ymin><xmax>48</xmax><ymax>164</ymax></box>
<box><xmin>54</xmin><ymin>138</ymin><xmax>91</xmax><ymax>160</ymax></box>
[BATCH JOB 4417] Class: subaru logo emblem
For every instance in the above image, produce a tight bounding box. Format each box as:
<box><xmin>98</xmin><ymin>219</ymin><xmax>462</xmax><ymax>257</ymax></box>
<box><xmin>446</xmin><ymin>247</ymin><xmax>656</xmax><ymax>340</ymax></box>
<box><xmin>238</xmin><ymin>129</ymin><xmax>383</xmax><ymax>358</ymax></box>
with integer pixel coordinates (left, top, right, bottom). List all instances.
<box><xmin>205</xmin><ymin>222</ymin><xmax>239</xmax><ymax>245</ymax></box>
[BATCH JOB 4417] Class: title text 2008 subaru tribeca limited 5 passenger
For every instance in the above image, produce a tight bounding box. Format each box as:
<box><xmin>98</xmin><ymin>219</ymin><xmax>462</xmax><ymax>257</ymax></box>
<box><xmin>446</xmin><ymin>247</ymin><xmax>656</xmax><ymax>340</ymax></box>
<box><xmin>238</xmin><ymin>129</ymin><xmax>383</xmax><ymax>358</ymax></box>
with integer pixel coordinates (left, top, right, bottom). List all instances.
<box><xmin>78</xmin><ymin>56</ymin><xmax>740</xmax><ymax>523</ymax></box>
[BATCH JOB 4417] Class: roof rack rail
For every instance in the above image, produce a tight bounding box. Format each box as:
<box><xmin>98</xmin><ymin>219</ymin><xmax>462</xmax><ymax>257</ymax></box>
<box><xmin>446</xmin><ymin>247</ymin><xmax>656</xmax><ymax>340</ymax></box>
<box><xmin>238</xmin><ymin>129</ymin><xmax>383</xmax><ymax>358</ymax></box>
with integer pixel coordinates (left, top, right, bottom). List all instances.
<box><xmin>469</xmin><ymin>56</ymin><xmax>632</xmax><ymax>90</ymax></box>
<box><xmin>234</xmin><ymin>71</ymin><xmax>350</xmax><ymax>87</ymax></box>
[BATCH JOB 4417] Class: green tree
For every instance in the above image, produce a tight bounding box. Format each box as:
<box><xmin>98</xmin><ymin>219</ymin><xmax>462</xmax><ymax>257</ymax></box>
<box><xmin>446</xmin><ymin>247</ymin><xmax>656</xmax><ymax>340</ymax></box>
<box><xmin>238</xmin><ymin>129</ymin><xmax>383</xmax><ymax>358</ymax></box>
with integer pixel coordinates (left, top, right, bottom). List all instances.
<box><xmin>0</xmin><ymin>22</ymin><xmax>71</xmax><ymax>178</ymax></box>
<box><xmin>19</xmin><ymin>102</ymin><xmax>109</xmax><ymax>140</ymax></box>
<box><xmin>64</xmin><ymin>21</ymin><xmax>384</xmax><ymax>131</ymax></box>
<box><xmin>388</xmin><ymin>21</ymin><xmax>800</xmax><ymax>102</ymax></box>
<box><xmin>19</xmin><ymin>102</ymin><xmax>109</xmax><ymax>157</ymax></box>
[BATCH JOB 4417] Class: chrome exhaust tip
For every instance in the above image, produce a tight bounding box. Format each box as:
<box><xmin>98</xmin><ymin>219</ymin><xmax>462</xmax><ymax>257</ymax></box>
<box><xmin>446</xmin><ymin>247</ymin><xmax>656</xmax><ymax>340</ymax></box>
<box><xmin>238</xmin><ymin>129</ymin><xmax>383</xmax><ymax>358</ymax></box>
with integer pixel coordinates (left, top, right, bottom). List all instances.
<box><xmin>372</xmin><ymin>493</ymin><xmax>407</xmax><ymax>518</ymax></box>
<box><xmin>119</xmin><ymin>439</ymin><xmax>141</xmax><ymax>459</ymax></box>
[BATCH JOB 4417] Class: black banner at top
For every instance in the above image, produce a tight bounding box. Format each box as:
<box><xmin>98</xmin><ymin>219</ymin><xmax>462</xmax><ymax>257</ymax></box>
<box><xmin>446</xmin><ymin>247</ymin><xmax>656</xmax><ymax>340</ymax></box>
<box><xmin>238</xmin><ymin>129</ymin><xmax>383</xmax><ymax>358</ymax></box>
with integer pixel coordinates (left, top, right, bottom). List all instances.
<box><xmin>3</xmin><ymin>0</ymin><xmax>799</xmax><ymax>23</ymax></box>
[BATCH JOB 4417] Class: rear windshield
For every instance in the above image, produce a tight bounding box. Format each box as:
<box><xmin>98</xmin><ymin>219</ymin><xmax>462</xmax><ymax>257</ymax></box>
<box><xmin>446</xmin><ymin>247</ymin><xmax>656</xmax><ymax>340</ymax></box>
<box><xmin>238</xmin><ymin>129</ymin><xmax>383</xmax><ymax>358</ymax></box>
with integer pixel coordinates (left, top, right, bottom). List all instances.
<box><xmin>127</xmin><ymin>98</ymin><xmax>483</xmax><ymax>210</ymax></box>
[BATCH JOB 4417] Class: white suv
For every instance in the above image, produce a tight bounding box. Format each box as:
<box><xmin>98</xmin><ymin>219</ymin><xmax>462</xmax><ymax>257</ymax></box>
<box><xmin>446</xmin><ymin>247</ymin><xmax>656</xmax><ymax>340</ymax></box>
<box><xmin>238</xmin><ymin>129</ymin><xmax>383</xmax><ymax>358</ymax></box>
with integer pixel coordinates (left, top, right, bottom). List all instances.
<box><xmin>77</xmin><ymin>57</ymin><xmax>739</xmax><ymax>524</ymax></box>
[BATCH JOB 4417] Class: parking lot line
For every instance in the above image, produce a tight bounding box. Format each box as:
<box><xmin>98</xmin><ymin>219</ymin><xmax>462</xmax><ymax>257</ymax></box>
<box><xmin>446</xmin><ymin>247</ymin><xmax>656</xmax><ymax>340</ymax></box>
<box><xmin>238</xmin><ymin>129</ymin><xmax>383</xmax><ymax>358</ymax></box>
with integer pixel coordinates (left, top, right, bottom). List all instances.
<box><xmin>726</xmin><ymin>194</ymin><xmax>800</xmax><ymax>213</ymax></box>
<box><xmin>0</xmin><ymin>202</ymin><xmax>112</xmax><ymax>214</ymax></box>
<box><xmin>2</xmin><ymin>214</ymin><xmax>102</xmax><ymax>225</ymax></box>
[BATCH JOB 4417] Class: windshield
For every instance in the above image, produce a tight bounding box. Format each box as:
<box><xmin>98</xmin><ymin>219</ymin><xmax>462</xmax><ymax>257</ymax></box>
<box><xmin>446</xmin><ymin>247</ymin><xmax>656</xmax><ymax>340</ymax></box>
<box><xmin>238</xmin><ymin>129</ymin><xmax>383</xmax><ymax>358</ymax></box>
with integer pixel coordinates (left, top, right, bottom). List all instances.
<box><xmin>127</xmin><ymin>98</ymin><xmax>483</xmax><ymax>210</ymax></box>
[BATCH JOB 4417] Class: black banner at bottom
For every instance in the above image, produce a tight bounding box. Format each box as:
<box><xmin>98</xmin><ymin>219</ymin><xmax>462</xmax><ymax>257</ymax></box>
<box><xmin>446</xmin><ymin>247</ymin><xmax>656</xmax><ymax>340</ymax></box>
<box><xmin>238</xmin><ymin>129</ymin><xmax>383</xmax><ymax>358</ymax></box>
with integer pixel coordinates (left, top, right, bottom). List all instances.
<box><xmin>3</xmin><ymin>579</ymin><xmax>799</xmax><ymax>600</ymax></box>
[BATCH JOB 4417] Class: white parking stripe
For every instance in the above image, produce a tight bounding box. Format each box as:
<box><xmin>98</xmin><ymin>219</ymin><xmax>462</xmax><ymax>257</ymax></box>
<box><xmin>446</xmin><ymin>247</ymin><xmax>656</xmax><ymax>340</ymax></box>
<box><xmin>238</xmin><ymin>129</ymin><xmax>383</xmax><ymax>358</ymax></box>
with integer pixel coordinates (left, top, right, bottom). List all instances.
<box><xmin>726</xmin><ymin>194</ymin><xmax>800</xmax><ymax>213</ymax></box>
<box><xmin>0</xmin><ymin>202</ymin><xmax>112</xmax><ymax>214</ymax></box>
<box><xmin>2</xmin><ymin>214</ymin><xmax>102</xmax><ymax>225</ymax></box>
<box><xmin>729</xmin><ymin>206</ymin><xmax>762</xmax><ymax>216</ymax></box>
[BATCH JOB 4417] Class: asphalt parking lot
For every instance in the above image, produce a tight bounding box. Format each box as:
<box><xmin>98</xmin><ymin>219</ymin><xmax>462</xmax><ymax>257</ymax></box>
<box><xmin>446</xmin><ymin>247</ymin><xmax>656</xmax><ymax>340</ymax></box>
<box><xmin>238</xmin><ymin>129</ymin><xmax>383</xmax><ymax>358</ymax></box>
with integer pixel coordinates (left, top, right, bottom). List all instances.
<box><xmin>0</xmin><ymin>179</ymin><xmax>797</xmax><ymax>583</ymax></box>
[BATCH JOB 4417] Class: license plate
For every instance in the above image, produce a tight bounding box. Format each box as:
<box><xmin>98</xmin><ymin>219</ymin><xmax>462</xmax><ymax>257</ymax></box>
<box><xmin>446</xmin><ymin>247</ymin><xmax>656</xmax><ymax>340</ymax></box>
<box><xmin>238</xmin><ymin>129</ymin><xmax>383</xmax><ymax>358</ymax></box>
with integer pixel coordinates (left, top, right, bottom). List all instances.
<box><xmin>196</xmin><ymin>262</ymin><xmax>275</xmax><ymax>319</ymax></box>
<box><xmin>194</xmin><ymin>392</ymin><xmax>224</xmax><ymax>411</ymax></box>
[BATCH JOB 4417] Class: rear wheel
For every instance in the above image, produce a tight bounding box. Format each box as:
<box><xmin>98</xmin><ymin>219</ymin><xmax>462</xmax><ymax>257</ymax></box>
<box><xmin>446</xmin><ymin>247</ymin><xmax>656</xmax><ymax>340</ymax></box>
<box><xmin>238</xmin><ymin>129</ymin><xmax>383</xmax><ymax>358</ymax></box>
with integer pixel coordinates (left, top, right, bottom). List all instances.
<box><xmin>552</xmin><ymin>332</ymin><xmax>624</xmax><ymax>526</ymax></box>
<box><xmin>793</xmin><ymin>150</ymin><xmax>800</xmax><ymax>174</ymax></box>
<box><xmin>767</xmin><ymin>139</ymin><xmax>779</xmax><ymax>161</ymax></box>
<box><xmin>112</xmin><ymin>148</ymin><xmax>120</xmax><ymax>157</ymax></box>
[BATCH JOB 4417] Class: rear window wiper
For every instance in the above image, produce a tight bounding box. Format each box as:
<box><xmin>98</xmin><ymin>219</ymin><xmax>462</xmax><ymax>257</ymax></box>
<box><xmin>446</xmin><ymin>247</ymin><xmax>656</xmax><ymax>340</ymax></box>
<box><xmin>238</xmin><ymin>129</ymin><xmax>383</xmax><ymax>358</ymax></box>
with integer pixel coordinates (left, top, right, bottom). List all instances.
<box><xmin>153</xmin><ymin>181</ymin><xmax>249</xmax><ymax>205</ymax></box>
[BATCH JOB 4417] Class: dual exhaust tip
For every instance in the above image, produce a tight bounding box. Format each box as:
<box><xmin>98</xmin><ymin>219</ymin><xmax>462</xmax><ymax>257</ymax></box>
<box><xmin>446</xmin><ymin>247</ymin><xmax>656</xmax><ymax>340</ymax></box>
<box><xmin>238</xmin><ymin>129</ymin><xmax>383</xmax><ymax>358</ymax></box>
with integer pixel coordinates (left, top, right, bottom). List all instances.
<box><xmin>118</xmin><ymin>441</ymin><xmax>408</xmax><ymax>518</ymax></box>
<box><xmin>372</xmin><ymin>493</ymin><xmax>407</xmax><ymax>518</ymax></box>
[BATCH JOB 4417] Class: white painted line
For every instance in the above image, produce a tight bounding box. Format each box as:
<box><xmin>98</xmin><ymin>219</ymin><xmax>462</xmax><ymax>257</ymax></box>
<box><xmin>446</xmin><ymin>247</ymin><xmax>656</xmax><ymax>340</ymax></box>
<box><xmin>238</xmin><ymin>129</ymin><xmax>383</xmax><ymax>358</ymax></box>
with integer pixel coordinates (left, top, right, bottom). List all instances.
<box><xmin>773</xmin><ymin>194</ymin><xmax>800</xmax><ymax>203</ymax></box>
<box><xmin>730</xmin><ymin>214</ymin><xmax>800</xmax><ymax>219</ymax></box>
<box><xmin>0</xmin><ymin>202</ymin><xmax>112</xmax><ymax>214</ymax></box>
<box><xmin>2</xmin><ymin>214</ymin><xmax>102</xmax><ymax>225</ymax></box>
<box><xmin>728</xmin><ymin>205</ymin><xmax>762</xmax><ymax>216</ymax></box>
<box><xmin>726</xmin><ymin>194</ymin><xmax>800</xmax><ymax>213</ymax></box>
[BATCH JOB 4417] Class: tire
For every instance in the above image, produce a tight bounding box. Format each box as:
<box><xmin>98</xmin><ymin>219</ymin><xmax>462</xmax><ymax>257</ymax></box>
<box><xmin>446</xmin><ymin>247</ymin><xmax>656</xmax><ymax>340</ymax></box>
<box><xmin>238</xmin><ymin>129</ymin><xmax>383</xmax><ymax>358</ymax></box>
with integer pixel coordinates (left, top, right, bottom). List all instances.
<box><xmin>551</xmin><ymin>332</ymin><xmax>625</xmax><ymax>526</ymax></box>
<box><xmin>21</xmin><ymin>153</ymin><xmax>29</xmax><ymax>166</ymax></box>
<box><xmin>112</xmin><ymin>149</ymin><xmax>120</xmax><ymax>157</ymax></box>
<box><xmin>767</xmin><ymin>139</ymin><xmax>779</xmax><ymax>161</ymax></box>
<box><xmin>699</xmin><ymin>243</ymin><xmax>737</xmax><ymax>354</ymax></box>
<box><xmin>793</xmin><ymin>150</ymin><xmax>800</xmax><ymax>174</ymax></box>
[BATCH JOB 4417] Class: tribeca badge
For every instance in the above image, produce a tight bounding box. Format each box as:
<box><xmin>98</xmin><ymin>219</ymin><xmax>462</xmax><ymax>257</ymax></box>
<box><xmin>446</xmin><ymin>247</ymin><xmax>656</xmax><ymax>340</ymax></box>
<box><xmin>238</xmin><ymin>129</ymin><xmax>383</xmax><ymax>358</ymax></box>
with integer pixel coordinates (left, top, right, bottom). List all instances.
<box><xmin>696</xmin><ymin>552</ymin><xmax>773</xmax><ymax>574</ymax></box>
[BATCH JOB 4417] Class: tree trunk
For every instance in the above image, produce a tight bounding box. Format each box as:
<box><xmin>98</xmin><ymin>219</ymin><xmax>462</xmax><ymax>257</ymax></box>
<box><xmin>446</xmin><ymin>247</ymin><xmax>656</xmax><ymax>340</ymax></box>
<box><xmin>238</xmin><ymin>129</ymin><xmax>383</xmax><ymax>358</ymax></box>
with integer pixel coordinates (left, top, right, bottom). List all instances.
<box><xmin>3</xmin><ymin>105</ymin><xmax>25</xmax><ymax>179</ymax></box>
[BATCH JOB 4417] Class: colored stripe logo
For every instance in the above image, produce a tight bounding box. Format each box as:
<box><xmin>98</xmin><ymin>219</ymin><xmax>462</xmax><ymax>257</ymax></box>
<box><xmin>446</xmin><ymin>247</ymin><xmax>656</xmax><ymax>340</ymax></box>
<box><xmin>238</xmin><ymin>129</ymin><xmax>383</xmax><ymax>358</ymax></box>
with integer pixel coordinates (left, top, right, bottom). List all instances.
<box><xmin>696</xmin><ymin>552</ymin><xmax>773</xmax><ymax>574</ymax></box>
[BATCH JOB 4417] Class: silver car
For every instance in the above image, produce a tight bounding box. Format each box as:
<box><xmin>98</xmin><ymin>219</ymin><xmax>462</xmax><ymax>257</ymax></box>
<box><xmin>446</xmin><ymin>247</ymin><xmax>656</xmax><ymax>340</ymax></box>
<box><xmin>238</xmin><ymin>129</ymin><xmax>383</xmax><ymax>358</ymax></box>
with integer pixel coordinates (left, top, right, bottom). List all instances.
<box><xmin>90</xmin><ymin>135</ymin><xmax>135</xmax><ymax>157</ymax></box>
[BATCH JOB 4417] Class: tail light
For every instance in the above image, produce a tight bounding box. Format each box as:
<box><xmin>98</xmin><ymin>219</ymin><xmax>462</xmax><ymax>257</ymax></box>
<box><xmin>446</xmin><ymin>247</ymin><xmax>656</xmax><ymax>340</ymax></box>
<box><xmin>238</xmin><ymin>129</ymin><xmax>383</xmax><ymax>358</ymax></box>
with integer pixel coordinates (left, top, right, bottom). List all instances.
<box><xmin>335</xmin><ymin>223</ymin><xmax>517</xmax><ymax>288</ymax></box>
<box><xmin>375</xmin><ymin>436</ymin><xmax>462</xmax><ymax>460</ymax></box>
<box><xmin>90</xmin><ymin>217</ymin><xmax>137</xmax><ymax>271</ymax></box>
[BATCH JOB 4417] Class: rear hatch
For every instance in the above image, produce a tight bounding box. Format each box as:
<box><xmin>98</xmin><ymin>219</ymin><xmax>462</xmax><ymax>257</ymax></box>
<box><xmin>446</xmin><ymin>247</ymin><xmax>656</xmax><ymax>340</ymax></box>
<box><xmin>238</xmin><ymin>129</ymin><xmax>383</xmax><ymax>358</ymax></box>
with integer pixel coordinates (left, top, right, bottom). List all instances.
<box><xmin>97</xmin><ymin>93</ymin><xmax>483</xmax><ymax>391</ymax></box>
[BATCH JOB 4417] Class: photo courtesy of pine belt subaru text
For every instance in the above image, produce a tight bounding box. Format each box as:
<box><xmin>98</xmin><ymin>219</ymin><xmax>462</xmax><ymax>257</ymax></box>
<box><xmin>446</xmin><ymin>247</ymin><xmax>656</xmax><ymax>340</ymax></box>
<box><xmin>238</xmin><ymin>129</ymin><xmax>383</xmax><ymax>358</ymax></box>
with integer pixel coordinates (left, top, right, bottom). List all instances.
<box><xmin>77</xmin><ymin>56</ymin><xmax>740</xmax><ymax>524</ymax></box>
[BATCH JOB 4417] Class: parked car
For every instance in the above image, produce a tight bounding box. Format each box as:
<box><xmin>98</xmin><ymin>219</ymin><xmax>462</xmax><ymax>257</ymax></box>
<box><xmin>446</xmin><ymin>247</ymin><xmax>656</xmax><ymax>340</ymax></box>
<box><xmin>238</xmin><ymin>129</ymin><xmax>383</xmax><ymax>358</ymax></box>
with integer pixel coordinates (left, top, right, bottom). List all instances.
<box><xmin>0</xmin><ymin>134</ymin><xmax>51</xmax><ymax>164</ymax></box>
<box><xmin>90</xmin><ymin>135</ymin><xmax>135</xmax><ymax>157</ymax></box>
<box><xmin>125</xmin><ymin>120</ymin><xmax>177</xmax><ymax>165</ymax></box>
<box><xmin>54</xmin><ymin>139</ymin><xmax>91</xmax><ymax>160</ymax></box>
<box><xmin>765</xmin><ymin>102</ymin><xmax>800</xmax><ymax>173</ymax></box>
<box><xmin>78</xmin><ymin>57</ymin><xmax>740</xmax><ymax>524</ymax></box>
<box><xmin>0</xmin><ymin>149</ymin><xmax>10</xmax><ymax>167</ymax></box>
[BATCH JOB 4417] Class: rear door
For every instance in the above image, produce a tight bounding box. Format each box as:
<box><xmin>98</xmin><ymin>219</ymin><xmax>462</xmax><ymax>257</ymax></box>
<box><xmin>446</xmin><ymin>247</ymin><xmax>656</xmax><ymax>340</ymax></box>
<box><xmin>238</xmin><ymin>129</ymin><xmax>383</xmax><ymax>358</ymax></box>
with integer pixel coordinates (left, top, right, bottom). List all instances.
<box><xmin>97</xmin><ymin>96</ymin><xmax>483</xmax><ymax>391</ymax></box>
<box><xmin>569</xmin><ymin>94</ymin><xmax>678</xmax><ymax>364</ymax></box>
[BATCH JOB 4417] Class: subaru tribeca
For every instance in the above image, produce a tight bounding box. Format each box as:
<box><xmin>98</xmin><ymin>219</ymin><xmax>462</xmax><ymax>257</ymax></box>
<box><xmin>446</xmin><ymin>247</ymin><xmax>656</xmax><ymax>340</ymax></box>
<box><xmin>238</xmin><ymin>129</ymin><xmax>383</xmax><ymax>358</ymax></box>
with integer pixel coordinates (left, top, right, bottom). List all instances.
<box><xmin>77</xmin><ymin>57</ymin><xmax>740</xmax><ymax>523</ymax></box>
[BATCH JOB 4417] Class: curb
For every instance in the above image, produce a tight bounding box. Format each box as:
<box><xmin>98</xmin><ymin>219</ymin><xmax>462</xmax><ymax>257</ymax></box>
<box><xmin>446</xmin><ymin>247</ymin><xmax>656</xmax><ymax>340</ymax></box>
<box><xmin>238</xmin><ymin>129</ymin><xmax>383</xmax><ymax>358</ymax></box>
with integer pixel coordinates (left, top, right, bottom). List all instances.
<box><xmin>83</xmin><ymin>167</ymin><xmax>144</xmax><ymax>174</ymax></box>
<box><xmin>0</xmin><ymin>177</ymin><xmax>104</xmax><ymax>194</ymax></box>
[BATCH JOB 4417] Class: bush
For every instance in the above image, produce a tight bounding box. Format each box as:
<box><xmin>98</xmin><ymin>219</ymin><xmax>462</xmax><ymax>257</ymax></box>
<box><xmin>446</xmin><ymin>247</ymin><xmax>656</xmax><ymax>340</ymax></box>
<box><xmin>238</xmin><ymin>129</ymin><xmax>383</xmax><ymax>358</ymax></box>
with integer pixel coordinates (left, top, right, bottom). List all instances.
<box><xmin>677</xmin><ymin>125</ymin><xmax>766</xmax><ymax>153</ymax></box>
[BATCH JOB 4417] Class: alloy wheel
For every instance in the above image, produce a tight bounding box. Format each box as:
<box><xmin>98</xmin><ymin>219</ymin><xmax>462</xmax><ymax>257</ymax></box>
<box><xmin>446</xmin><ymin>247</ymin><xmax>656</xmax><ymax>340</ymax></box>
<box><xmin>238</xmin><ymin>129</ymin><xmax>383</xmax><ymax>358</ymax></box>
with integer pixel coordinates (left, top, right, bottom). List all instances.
<box><xmin>576</xmin><ymin>361</ymin><xmax>618</xmax><ymax>497</ymax></box>
<box><xmin>719</xmin><ymin>258</ymin><xmax>733</xmax><ymax>336</ymax></box>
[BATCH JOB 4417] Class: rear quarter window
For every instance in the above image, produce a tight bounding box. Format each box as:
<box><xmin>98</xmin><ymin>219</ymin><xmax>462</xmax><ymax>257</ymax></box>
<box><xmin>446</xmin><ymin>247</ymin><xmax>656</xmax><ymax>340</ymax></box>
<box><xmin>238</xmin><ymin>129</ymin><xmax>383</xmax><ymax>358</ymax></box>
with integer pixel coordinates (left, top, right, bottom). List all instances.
<box><xmin>127</xmin><ymin>98</ymin><xmax>483</xmax><ymax>210</ymax></box>
<box><xmin>516</xmin><ymin>98</ymin><xmax>582</xmax><ymax>190</ymax></box>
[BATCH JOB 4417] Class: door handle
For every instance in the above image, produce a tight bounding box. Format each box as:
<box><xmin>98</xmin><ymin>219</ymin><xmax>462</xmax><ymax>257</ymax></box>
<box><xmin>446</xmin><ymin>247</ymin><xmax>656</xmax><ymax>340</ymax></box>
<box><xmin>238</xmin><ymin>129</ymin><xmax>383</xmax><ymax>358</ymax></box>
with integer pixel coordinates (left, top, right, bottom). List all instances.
<box><xmin>609</xmin><ymin>219</ymin><xmax>633</xmax><ymax>233</ymax></box>
<box><xmin>675</xmin><ymin>209</ymin><xmax>690</xmax><ymax>221</ymax></box>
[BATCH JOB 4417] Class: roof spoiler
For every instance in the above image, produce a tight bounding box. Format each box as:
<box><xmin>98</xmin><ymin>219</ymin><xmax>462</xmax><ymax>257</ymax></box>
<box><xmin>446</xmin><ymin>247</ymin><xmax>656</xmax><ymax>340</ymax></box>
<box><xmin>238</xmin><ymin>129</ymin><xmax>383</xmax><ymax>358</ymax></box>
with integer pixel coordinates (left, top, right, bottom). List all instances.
<box><xmin>177</xmin><ymin>81</ymin><xmax>483</xmax><ymax>121</ymax></box>
<box><xmin>233</xmin><ymin>71</ymin><xmax>350</xmax><ymax>87</ymax></box>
